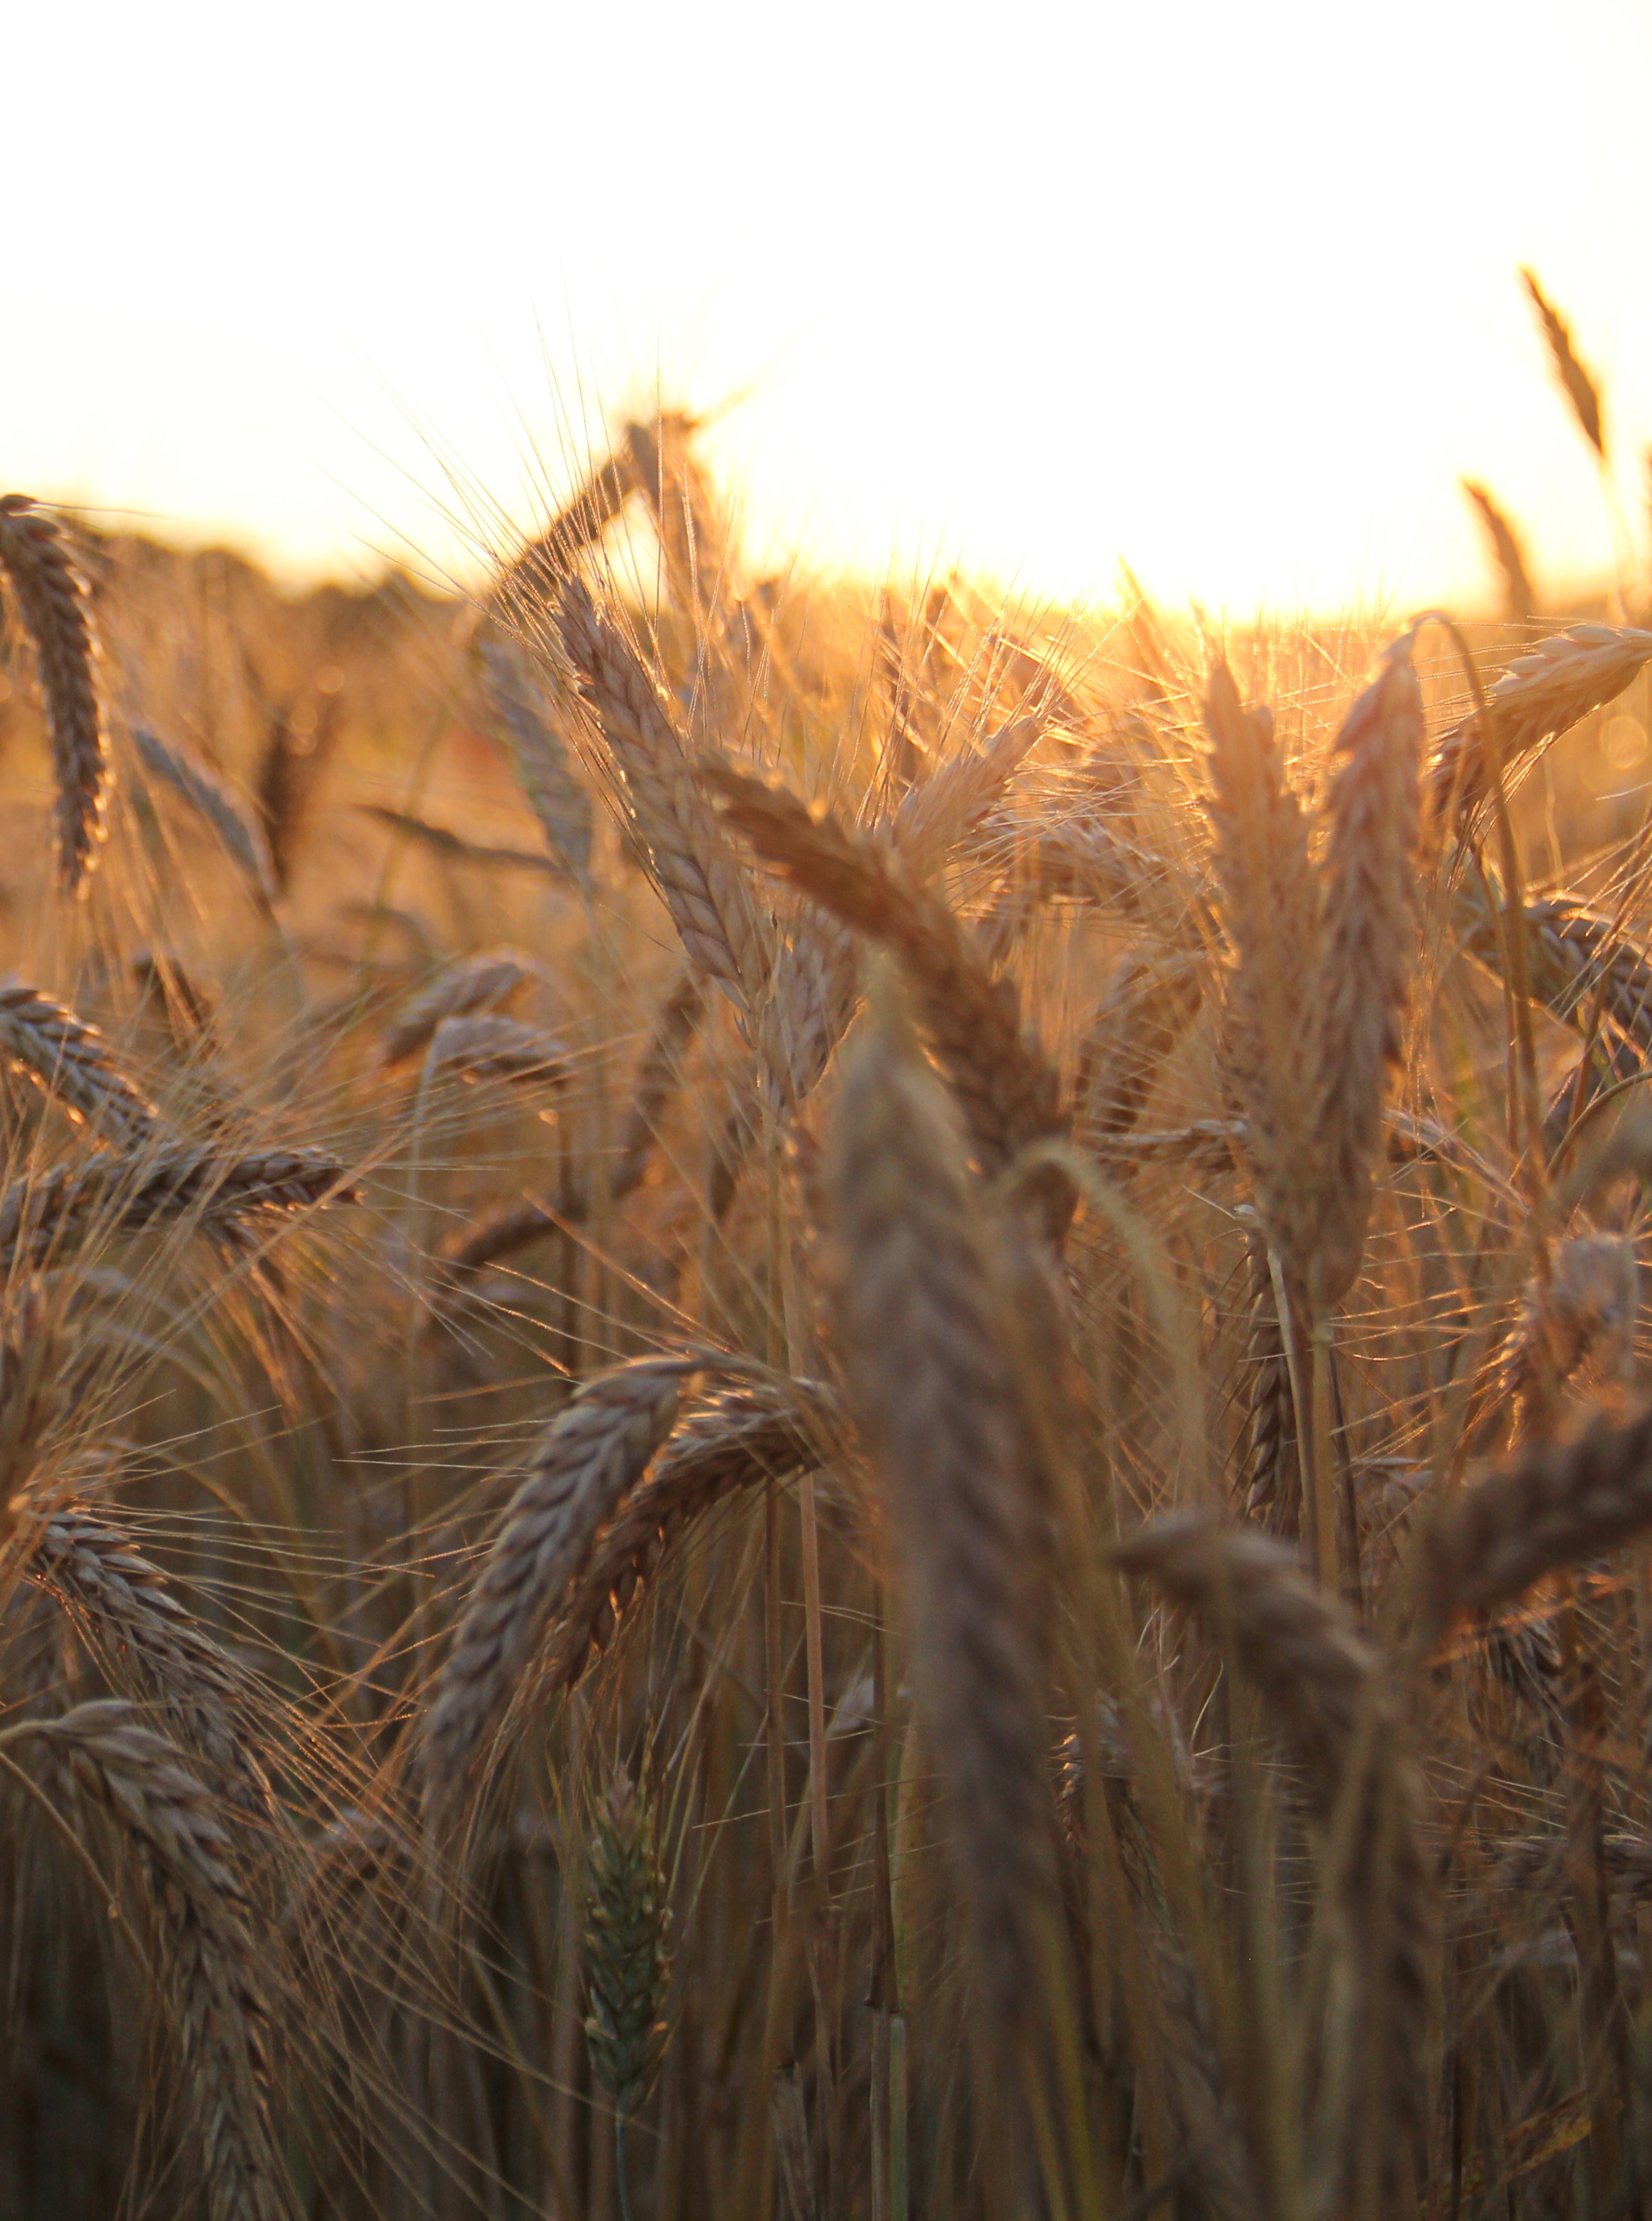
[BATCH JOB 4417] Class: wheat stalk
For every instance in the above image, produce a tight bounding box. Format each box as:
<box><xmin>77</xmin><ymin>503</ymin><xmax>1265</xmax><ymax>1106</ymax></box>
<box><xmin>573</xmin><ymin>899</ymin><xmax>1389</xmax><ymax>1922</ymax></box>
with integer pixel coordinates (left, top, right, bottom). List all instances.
<box><xmin>0</xmin><ymin>496</ymin><xmax>108</xmax><ymax>895</ymax></box>
<box><xmin>23</xmin><ymin>1698</ymin><xmax>291</xmax><ymax>2221</ymax></box>
<box><xmin>0</xmin><ymin>979</ymin><xmax>155</xmax><ymax>1144</ymax></box>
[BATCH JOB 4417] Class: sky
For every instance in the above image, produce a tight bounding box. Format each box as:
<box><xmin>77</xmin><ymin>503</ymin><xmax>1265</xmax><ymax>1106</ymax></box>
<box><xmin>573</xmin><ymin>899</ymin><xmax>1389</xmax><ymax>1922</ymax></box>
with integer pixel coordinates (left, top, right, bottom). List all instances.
<box><xmin>8</xmin><ymin>0</ymin><xmax>1652</xmax><ymax>616</ymax></box>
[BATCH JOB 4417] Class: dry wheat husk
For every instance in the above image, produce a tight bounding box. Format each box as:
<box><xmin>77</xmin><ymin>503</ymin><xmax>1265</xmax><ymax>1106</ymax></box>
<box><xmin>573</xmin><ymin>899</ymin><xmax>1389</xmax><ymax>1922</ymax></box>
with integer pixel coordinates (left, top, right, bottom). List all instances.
<box><xmin>28</xmin><ymin>1699</ymin><xmax>292</xmax><ymax>2221</ymax></box>
<box><xmin>0</xmin><ymin>496</ymin><xmax>108</xmax><ymax>894</ymax></box>
<box><xmin>0</xmin><ymin>979</ymin><xmax>155</xmax><ymax>1145</ymax></box>
<box><xmin>828</xmin><ymin>984</ymin><xmax>1063</xmax><ymax>2061</ymax></box>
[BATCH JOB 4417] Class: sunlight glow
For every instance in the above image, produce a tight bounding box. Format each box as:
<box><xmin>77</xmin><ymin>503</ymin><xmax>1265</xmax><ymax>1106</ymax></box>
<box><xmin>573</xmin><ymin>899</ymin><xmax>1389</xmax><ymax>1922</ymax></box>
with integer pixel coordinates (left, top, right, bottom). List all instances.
<box><xmin>8</xmin><ymin>0</ymin><xmax>1652</xmax><ymax>613</ymax></box>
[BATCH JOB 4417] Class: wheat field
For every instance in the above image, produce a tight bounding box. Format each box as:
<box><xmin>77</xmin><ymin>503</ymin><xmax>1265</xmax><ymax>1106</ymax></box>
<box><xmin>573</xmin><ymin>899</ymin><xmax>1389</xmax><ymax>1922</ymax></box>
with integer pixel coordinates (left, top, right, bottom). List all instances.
<box><xmin>3</xmin><ymin>293</ymin><xmax>1652</xmax><ymax>2220</ymax></box>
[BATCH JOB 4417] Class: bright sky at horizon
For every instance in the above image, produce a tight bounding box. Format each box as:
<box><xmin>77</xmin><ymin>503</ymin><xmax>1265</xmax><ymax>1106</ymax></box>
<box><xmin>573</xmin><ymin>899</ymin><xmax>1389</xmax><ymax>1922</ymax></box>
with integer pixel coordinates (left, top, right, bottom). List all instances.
<box><xmin>8</xmin><ymin>0</ymin><xmax>1652</xmax><ymax>618</ymax></box>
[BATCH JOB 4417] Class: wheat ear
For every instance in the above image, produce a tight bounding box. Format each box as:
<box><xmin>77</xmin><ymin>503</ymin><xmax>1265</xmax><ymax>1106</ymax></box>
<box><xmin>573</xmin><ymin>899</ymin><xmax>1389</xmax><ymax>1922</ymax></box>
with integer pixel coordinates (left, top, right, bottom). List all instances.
<box><xmin>828</xmin><ymin>982</ymin><xmax>1061</xmax><ymax>2053</ymax></box>
<box><xmin>1428</xmin><ymin>623</ymin><xmax>1652</xmax><ymax>826</ymax></box>
<box><xmin>1456</xmin><ymin>876</ymin><xmax>1652</xmax><ymax>1058</ymax></box>
<box><xmin>1461</xmin><ymin>480</ymin><xmax>1536</xmax><ymax>623</ymax></box>
<box><xmin>1202</xmin><ymin>659</ymin><xmax>1322</xmax><ymax>1286</ymax></box>
<box><xmin>1241</xmin><ymin>1230</ymin><xmax>1299</xmax><ymax>1529</ymax></box>
<box><xmin>30</xmin><ymin>1509</ymin><xmax>270</xmax><ymax>1819</ymax></box>
<box><xmin>557</xmin><ymin>578</ymin><xmax>775</xmax><ymax>1008</ymax></box>
<box><xmin>0</xmin><ymin>496</ymin><xmax>108</xmax><ymax>894</ymax></box>
<box><xmin>612</xmin><ymin>966</ymin><xmax>708</xmax><ymax>1202</ymax></box>
<box><xmin>130</xmin><ymin>724</ymin><xmax>278</xmax><ymax>905</ymax></box>
<box><xmin>1073</xmin><ymin>947</ymin><xmax>1204</xmax><ymax>1148</ymax></box>
<box><xmin>25</xmin><ymin>1699</ymin><xmax>291</xmax><ymax>2221</ymax></box>
<box><xmin>1116</xmin><ymin>1515</ymin><xmax>1432</xmax><ymax>2215</ymax></box>
<box><xmin>1521</xmin><ymin>266</ymin><xmax>1606</xmax><ymax>458</ymax></box>
<box><xmin>0</xmin><ymin>979</ymin><xmax>155</xmax><ymax>1144</ymax></box>
<box><xmin>542</xmin><ymin>1378</ymin><xmax>838</xmax><ymax>1693</ymax></box>
<box><xmin>380</xmin><ymin>950</ymin><xmax>536</xmax><ymax>1066</ymax></box>
<box><xmin>1418</xmin><ymin>1397</ymin><xmax>1652</xmax><ymax>1642</ymax></box>
<box><xmin>0</xmin><ymin>1148</ymin><xmax>355</xmax><ymax>1272</ymax></box>
<box><xmin>424</xmin><ymin>1014</ymin><xmax>566</xmax><ymax>1088</ymax></box>
<box><xmin>889</xmin><ymin>711</ymin><xmax>1043</xmax><ymax>876</ymax></box>
<box><xmin>422</xmin><ymin>1358</ymin><xmax>705</xmax><ymax>1805</ymax></box>
<box><xmin>707</xmin><ymin>763</ymin><xmax>1067</xmax><ymax>1195</ymax></box>
<box><xmin>1309</xmin><ymin>632</ymin><xmax>1424</xmax><ymax>1307</ymax></box>
<box><xmin>473</xmin><ymin>633</ymin><xmax>594</xmax><ymax>888</ymax></box>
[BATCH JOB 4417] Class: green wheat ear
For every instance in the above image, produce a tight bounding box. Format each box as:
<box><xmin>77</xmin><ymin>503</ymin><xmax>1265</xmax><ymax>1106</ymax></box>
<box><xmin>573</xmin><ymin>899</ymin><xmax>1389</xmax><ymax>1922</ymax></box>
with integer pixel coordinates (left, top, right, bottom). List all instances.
<box><xmin>583</xmin><ymin>1760</ymin><xmax>673</xmax><ymax>2140</ymax></box>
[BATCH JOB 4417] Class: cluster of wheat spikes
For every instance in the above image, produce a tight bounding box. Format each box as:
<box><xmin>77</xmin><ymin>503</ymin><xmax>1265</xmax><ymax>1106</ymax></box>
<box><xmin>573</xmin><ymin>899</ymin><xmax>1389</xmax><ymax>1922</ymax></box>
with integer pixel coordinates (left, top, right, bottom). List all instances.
<box><xmin>9</xmin><ymin>319</ymin><xmax>1652</xmax><ymax>2220</ymax></box>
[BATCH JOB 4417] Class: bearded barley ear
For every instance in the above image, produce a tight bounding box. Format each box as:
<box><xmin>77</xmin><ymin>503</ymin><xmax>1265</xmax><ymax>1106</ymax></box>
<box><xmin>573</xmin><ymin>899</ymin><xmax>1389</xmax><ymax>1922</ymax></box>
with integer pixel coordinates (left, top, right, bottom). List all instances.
<box><xmin>423</xmin><ymin>1358</ymin><xmax>707</xmax><ymax>1807</ymax></box>
<box><xmin>1202</xmin><ymin>659</ymin><xmax>1321</xmax><ymax>1290</ymax></box>
<box><xmin>0</xmin><ymin>1149</ymin><xmax>355</xmax><ymax>1274</ymax></box>
<box><xmin>1072</xmin><ymin>947</ymin><xmax>1204</xmax><ymax>1150</ymax></box>
<box><xmin>130</xmin><ymin>725</ymin><xmax>277</xmax><ymax>907</ymax></box>
<box><xmin>542</xmin><ymin>1378</ymin><xmax>839</xmax><ymax>1694</ymax></box>
<box><xmin>27</xmin><ymin>1700</ymin><xmax>292</xmax><ymax>2221</ymax></box>
<box><xmin>1310</xmin><ymin>633</ymin><xmax>1424</xmax><ymax>1308</ymax></box>
<box><xmin>380</xmin><ymin>949</ymin><xmax>538</xmax><ymax>1065</ymax></box>
<box><xmin>0</xmin><ymin>496</ymin><xmax>108</xmax><ymax>894</ymax></box>
<box><xmin>558</xmin><ymin>578</ymin><xmax>776</xmax><ymax>1011</ymax></box>
<box><xmin>583</xmin><ymin>1763</ymin><xmax>672</xmax><ymax>2118</ymax></box>
<box><xmin>708</xmin><ymin>763</ymin><xmax>1069</xmax><ymax>1235</ymax></box>
<box><xmin>1428</xmin><ymin>623</ymin><xmax>1652</xmax><ymax>828</ymax></box>
<box><xmin>611</xmin><ymin>966</ymin><xmax>708</xmax><ymax>1202</ymax></box>
<box><xmin>828</xmin><ymin>978</ymin><xmax>1063</xmax><ymax>2074</ymax></box>
<box><xmin>473</xmin><ymin>633</ymin><xmax>595</xmax><ymax>888</ymax></box>
<box><xmin>1418</xmin><ymin>1397</ymin><xmax>1652</xmax><ymax>1643</ymax></box>
<box><xmin>1461</xmin><ymin>480</ymin><xmax>1536</xmax><ymax>624</ymax></box>
<box><xmin>1521</xmin><ymin>266</ymin><xmax>1606</xmax><ymax>459</ymax></box>
<box><xmin>0</xmin><ymin>979</ymin><xmax>155</xmax><ymax>1145</ymax></box>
